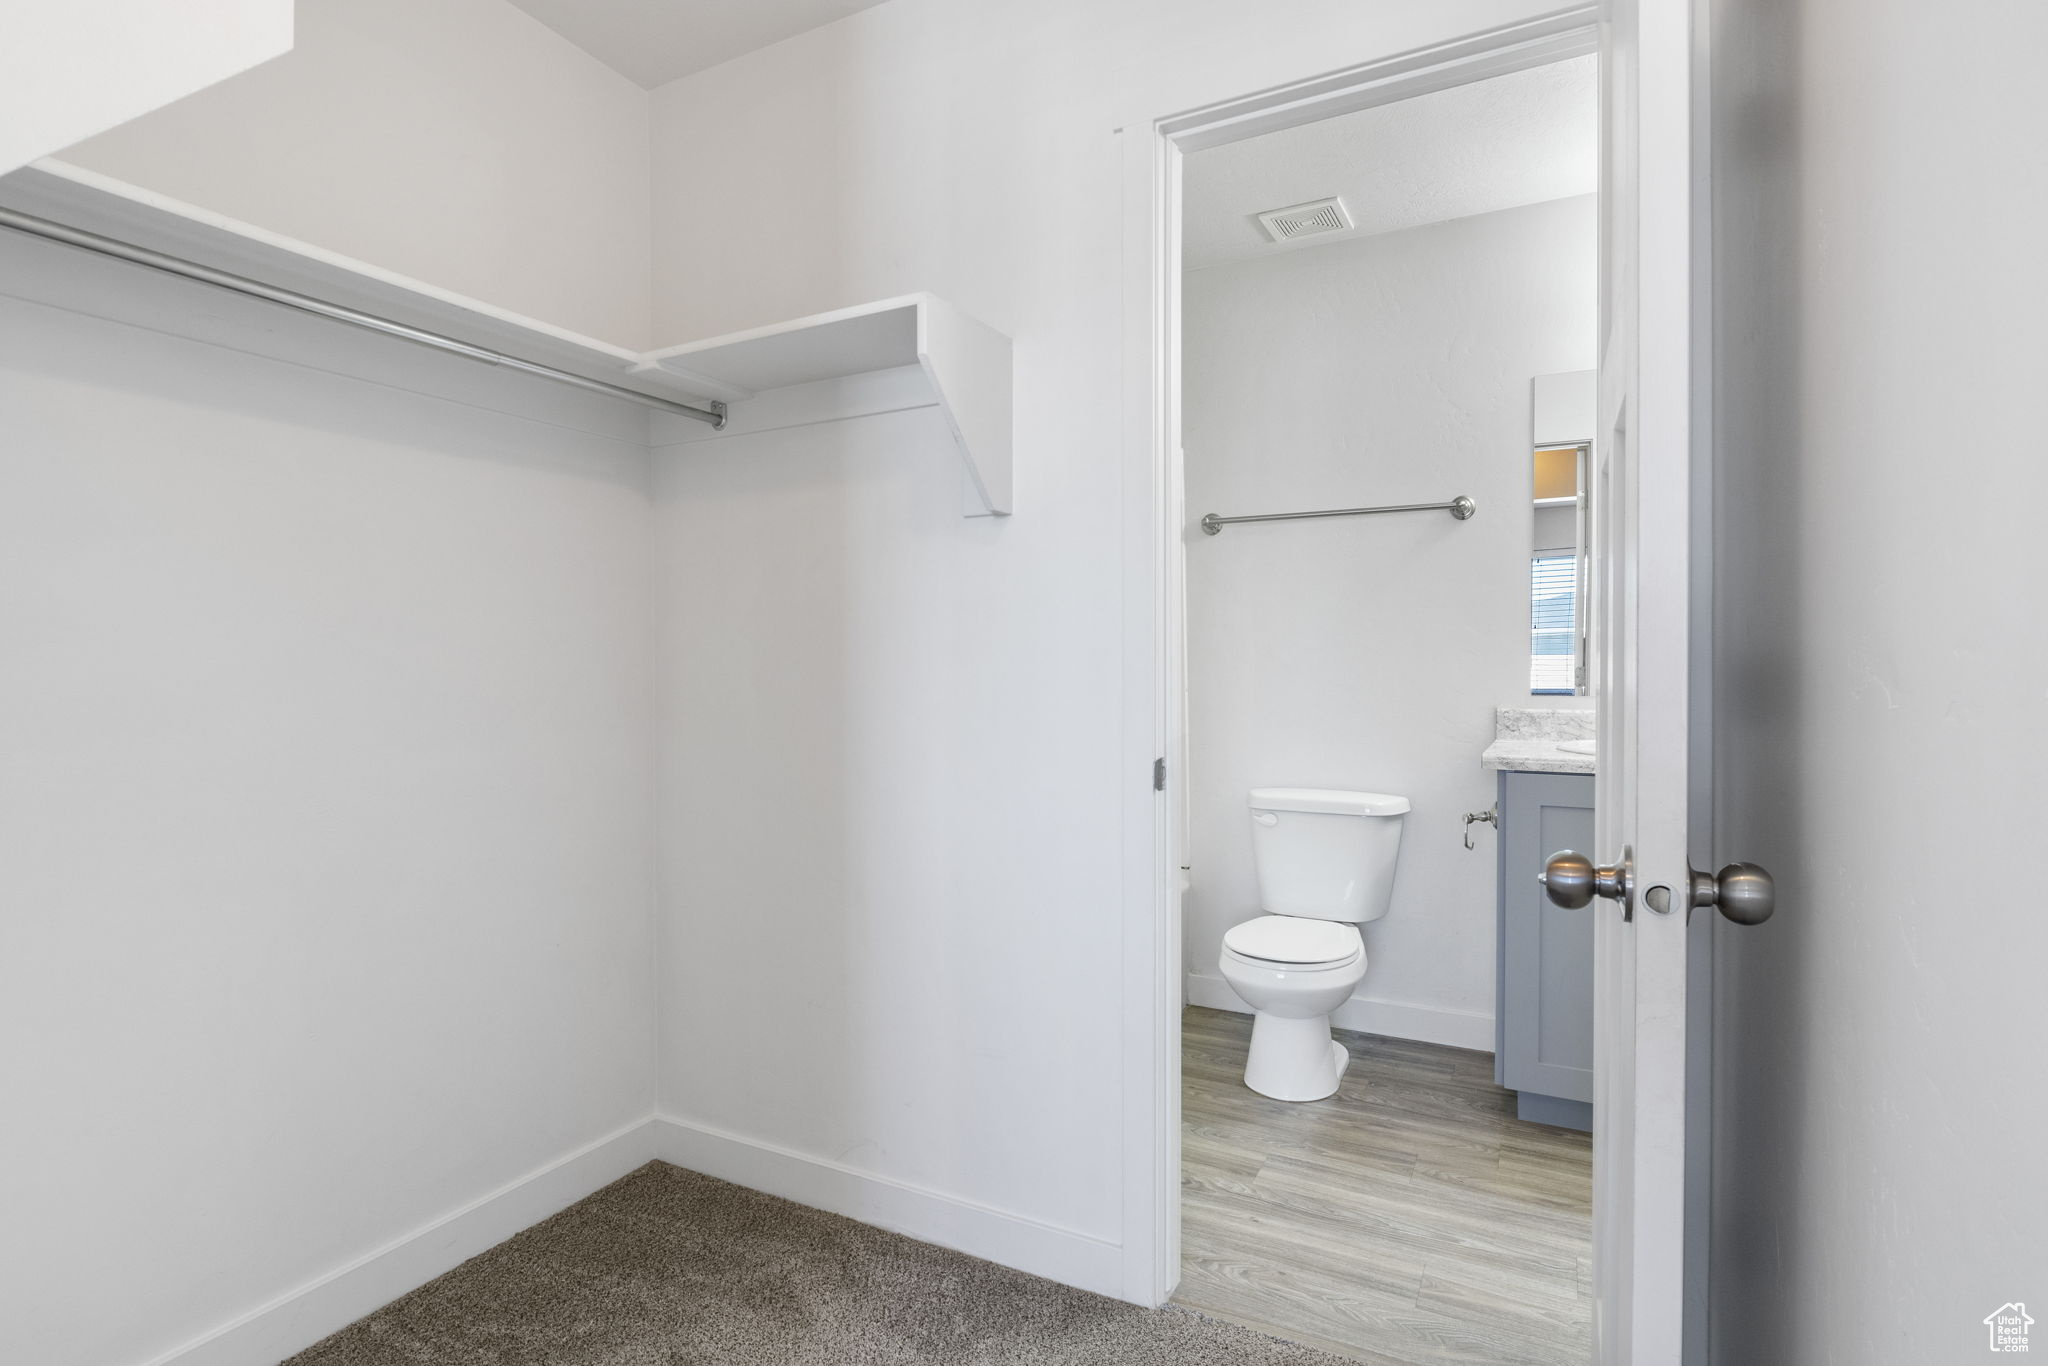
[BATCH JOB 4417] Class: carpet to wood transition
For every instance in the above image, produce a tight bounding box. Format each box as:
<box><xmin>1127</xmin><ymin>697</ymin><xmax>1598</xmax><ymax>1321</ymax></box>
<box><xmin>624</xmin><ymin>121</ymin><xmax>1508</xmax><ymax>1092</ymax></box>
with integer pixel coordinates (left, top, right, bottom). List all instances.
<box><xmin>284</xmin><ymin>1161</ymin><xmax>1350</xmax><ymax>1365</ymax></box>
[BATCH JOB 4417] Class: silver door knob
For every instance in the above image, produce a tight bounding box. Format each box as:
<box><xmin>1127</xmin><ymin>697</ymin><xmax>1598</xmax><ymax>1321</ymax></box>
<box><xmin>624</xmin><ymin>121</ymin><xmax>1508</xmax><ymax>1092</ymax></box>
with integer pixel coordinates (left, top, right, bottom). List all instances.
<box><xmin>1688</xmin><ymin>862</ymin><xmax>1775</xmax><ymax>925</ymax></box>
<box><xmin>1540</xmin><ymin>849</ymin><xmax>1630</xmax><ymax>909</ymax></box>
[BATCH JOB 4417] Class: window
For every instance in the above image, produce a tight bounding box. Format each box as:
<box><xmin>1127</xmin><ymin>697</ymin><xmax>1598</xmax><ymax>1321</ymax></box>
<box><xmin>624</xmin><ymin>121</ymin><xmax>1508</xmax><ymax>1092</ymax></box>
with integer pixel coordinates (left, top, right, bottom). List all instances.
<box><xmin>1530</xmin><ymin>552</ymin><xmax>1576</xmax><ymax>694</ymax></box>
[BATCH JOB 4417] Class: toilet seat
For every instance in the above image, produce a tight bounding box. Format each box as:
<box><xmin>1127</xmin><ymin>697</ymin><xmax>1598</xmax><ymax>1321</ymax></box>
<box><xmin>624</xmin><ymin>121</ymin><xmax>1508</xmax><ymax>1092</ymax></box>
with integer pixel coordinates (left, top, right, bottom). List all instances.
<box><xmin>1222</xmin><ymin>916</ymin><xmax>1361</xmax><ymax>967</ymax></box>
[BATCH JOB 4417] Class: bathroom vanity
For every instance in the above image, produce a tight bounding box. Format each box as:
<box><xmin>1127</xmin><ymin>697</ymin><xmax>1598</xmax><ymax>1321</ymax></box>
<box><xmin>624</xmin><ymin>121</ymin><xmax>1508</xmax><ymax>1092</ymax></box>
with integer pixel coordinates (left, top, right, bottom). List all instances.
<box><xmin>1484</xmin><ymin>710</ymin><xmax>1595</xmax><ymax>1131</ymax></box>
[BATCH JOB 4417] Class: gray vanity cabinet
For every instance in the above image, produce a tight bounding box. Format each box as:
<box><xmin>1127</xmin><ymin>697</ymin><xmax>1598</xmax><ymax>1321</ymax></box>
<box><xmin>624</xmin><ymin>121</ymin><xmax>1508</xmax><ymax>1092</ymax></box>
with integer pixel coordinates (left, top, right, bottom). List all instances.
<box><xmin>1494</xmin><ymin>769</ymin><xmax>1595</xmax><ymax>1130</ymax></box>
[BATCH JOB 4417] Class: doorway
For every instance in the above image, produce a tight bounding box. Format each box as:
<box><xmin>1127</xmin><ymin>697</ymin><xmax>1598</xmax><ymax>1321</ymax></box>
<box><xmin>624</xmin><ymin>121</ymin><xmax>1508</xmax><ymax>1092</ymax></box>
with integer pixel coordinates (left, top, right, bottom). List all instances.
<box><xmin>1122</xmin><ymin>16</ymin><xmax>1607</xmax><ymax>1362</ymax></box>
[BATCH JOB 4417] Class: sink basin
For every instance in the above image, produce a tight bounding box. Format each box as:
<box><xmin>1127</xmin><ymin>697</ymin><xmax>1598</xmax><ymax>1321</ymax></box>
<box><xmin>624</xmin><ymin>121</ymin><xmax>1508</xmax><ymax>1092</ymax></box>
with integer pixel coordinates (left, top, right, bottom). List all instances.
<box><xmin>1556</xmin><ymin>740</ymin><xmax>1597</xmax><ymax>756</ymax></box>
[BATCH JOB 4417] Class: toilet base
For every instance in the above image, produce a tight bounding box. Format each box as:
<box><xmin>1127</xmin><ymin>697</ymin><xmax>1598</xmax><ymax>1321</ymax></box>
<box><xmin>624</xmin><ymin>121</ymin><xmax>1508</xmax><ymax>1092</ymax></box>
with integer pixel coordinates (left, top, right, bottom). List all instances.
<box><xmin>1243</xmin><ymin>1015</ymin><xmax>1351</xmax><ymax>1102</ymax></box>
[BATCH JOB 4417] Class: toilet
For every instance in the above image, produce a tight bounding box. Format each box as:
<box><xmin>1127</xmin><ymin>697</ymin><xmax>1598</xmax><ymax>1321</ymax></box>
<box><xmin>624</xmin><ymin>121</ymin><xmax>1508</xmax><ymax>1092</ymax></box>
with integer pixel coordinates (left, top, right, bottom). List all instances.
<box><xmin>1219</xmin><ymin>787</ymin><xmax>1408</xmax><ymax>1101</ymax></box>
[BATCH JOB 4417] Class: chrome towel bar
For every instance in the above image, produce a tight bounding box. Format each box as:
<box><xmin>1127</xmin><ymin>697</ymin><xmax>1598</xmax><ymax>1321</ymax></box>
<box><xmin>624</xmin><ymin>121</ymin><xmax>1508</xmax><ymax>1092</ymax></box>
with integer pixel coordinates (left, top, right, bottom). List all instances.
<box><xmin>1199</xmin><ymin>495</ymin><xmax>1475</xmax><ymax>535</ymax></box>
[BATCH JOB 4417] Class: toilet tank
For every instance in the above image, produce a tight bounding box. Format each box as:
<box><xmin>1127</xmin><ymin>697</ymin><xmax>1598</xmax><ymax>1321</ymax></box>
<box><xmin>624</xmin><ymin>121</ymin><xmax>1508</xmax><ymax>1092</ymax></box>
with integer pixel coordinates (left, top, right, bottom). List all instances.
<box><xmin>1248</xmin><ymin>788</ymin><xmax>1409</xmax><ymax>923</ymax></box>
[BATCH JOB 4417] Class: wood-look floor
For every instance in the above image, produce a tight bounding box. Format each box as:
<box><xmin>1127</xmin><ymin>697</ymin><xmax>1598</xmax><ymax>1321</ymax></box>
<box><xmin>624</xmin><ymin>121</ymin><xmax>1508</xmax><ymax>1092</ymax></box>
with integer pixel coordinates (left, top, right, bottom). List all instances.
<box><xmin>1175</xmin><ymin>1006</ymin><xmax>1592</xmax><ymax>1366</ymax></box>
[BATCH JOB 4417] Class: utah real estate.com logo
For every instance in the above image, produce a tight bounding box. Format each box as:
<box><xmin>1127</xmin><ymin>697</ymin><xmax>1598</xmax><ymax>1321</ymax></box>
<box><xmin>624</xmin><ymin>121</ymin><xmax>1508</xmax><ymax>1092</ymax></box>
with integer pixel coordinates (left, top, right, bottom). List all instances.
<box><xmin>1985</xmin><ymin>1303</ymin><xmax>2034</xmax><ymax>1353</ymax></box>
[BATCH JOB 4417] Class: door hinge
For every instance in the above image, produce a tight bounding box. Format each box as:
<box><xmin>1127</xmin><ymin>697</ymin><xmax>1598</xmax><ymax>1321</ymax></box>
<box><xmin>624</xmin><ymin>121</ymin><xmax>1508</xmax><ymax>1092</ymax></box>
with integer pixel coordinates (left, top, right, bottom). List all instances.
<box><xmin>1153</xmin><ymin>757</ymin><xmax>1167</xmax><ymax>791</ymax></box>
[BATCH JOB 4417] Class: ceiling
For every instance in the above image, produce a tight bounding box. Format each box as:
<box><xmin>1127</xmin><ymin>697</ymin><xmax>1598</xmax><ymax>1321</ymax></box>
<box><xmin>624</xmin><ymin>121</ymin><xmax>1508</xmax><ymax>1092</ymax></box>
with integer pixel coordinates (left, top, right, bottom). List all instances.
<box><xmin>505</xmin><ymin>0</ymin><xmax>892</xmax><ymax>89</ymax></box>
<box><xmin>1183</xmin><ymin>55</ymin><xmax>1597</xmax><ymax>271</ymax></box>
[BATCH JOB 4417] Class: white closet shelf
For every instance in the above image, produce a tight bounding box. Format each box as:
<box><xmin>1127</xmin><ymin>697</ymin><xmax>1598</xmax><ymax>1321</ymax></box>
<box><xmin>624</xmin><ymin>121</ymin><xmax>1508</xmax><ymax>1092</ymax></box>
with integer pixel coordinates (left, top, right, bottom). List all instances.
<box><xmin>0</xmin><ymin>160</ymin><xmax>1014</xmax><ymax>516</ymax></box>
<box><xmin>633</xmin><ymin>295</ymin><xmax>1012</xmax><ymax>516</ymax></box>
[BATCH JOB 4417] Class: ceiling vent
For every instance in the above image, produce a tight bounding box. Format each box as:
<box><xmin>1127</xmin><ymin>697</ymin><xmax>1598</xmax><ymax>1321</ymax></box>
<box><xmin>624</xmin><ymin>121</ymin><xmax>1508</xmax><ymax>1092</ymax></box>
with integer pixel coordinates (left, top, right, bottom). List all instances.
<box><xmin>1255</xmin><ymin>196</ymin><xmax>1354</xmax><ymax>244</ymax></box>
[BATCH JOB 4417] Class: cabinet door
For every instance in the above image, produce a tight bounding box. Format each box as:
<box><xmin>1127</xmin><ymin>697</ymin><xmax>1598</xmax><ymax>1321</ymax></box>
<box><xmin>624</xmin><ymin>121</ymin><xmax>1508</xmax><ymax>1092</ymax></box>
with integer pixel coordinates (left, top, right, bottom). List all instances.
<box><xmin>1500</xmin><ymin>771</ymin><xmax>1596</xmax><ymax>1101</ymax></box>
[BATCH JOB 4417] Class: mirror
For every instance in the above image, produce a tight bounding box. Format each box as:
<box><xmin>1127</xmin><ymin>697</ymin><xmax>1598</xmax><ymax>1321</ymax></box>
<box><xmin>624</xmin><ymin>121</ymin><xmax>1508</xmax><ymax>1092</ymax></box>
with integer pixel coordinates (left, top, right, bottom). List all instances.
<box><xmin>1530</xmin><ymin>372</ymin><xmax>1595</xmax><ymax>696</ymax></box>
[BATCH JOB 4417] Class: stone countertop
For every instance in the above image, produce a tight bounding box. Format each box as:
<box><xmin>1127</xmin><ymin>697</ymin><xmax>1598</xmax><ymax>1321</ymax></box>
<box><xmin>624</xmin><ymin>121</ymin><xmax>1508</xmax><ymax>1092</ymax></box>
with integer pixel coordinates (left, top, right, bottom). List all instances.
<box><xmin>1482</xmin><ymin>706</ymin><xmax>1596</xmax><ymax>774</ymax></box>
<box><xmin>1481</xmin><ymin>738</ymin><xmax>1596</xmax><ymax>774</ymax></box>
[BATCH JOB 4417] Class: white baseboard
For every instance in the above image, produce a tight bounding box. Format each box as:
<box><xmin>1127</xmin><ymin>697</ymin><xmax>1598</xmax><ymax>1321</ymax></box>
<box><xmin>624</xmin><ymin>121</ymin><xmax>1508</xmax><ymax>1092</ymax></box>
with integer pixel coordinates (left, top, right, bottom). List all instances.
<box><xmin>143</xmin><ymin>1118</ymin><xmax>660</xmax><ymax>1366</ymax></box>
<box><xmin>652</xmin><ymin>1114</ymin><xmax>1123</xmax><ymax>1298</ymax></box>
<box><xmin>135</xmin><ymin>1113</ymin><xmax>1125</xmax><ymax>1366</ymax></box>
<box><xmin>1185</xmin><ymin>972</ymin><xmax>1495</xmax><ymax>1053</ymax></box>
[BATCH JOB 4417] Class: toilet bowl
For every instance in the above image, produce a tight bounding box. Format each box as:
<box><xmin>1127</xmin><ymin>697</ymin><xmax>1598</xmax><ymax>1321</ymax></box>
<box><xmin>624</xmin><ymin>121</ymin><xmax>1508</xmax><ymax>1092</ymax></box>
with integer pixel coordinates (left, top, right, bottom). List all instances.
<box><xmin>1220</xmin><ymin>787</ymin><xmax>1407</xmax><ymax>1102</ymax></box>
<box><xmin>1220</xmin><ymin>918</ymin><xmax>1367</xmax><ymax>1101</ymax></box>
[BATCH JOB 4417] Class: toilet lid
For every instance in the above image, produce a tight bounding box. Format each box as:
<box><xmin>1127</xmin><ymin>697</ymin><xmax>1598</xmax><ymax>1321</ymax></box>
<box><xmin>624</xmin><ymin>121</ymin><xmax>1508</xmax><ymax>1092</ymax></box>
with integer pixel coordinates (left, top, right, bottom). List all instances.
<box><xmin>1223</xmin><ymin>917</ymin><xmax>1361</xmax><ymax>966</ymax></box>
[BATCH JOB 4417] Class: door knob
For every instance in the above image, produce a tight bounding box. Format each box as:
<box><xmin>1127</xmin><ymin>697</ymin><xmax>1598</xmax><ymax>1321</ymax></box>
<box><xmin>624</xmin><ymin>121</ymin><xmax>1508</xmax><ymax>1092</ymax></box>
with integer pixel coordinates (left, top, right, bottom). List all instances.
<box><xmin>1540</xmin><ymin>848</ymin><xmax>1631</xmax><ymax>911</ymax></box>
<box><xmin>1687</xmin><ymin>862</ymin><xmax>1775</xmax><ymax>925</ymax></box>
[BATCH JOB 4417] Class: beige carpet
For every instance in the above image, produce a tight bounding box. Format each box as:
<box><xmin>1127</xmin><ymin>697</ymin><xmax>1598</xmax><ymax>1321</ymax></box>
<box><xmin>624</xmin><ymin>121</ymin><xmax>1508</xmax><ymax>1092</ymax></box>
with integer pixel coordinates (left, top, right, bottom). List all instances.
<box><xmin>285</xmin><ymin>1162</ymin><xmax>1349</xmax><ymax>1365</ymax></box>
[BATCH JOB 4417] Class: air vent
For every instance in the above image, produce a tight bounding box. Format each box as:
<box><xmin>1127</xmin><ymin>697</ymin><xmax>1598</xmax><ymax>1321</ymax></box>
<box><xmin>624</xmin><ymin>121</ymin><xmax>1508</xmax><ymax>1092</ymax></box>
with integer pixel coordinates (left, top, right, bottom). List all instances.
<box><xmin>1255</xmin><ymin>196</ymin><xmax>1354</xmax><ymax>244</ymax></box>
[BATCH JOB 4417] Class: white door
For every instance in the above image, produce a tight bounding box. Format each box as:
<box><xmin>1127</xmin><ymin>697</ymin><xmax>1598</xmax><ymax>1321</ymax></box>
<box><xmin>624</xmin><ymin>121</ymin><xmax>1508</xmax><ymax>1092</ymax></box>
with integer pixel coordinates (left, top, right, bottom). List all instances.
<box><xmin>1565</xmin><ymin>1</ymin><xmax>1768</xmax><ymax>1362</ymax></box>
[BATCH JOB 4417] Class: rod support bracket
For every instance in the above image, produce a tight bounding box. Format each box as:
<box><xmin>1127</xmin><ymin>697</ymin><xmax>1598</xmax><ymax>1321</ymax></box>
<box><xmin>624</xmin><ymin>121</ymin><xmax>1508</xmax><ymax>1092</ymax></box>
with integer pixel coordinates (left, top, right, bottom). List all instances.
<box><xmin>709</xmin><ymin>400</ymin><xmax>728</xmax><ymax>431</ymax></box>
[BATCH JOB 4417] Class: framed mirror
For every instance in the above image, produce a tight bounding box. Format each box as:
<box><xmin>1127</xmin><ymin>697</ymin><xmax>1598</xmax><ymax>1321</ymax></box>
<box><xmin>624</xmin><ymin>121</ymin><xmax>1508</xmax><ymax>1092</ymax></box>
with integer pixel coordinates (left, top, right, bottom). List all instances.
<box><xmin>1531</xmin><ymin>372</ymin><xmax>1595</xmax><ymax>696</ymax></box>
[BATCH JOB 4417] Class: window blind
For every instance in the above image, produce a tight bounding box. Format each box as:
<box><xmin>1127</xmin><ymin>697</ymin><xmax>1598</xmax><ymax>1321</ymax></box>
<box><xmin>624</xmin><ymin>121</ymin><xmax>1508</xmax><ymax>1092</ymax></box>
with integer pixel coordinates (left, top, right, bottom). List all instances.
<box><xmin>1530</xmin><ymin>552</ymin><xmax>1577</xmax><ymax>694</ymax></box>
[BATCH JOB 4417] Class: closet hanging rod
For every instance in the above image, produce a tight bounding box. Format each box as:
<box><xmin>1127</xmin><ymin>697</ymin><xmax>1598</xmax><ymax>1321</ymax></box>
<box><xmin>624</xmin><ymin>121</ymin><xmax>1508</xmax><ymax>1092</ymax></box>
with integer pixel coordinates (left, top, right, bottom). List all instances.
<box><xmin>0</xmin><ymin>206</ymin><xmax>728</xmax><ymax>428</ymax></box>
<box><xmin>1200</xmin><ymin>495</ymin><xmax>1475</xmax><ymax>535</ymax></box>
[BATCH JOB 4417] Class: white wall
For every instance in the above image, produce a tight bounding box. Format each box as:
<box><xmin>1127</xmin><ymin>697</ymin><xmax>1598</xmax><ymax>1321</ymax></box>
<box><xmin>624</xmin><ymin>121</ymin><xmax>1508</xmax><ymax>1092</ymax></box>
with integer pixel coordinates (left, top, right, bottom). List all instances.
<box><xmin>644</xmin><ymin>0</ymin><xmax>1565</xmax><ymax>341</ymax></box>
<box><xmin>648</xmin><ymin>407</ymin><xmax>1127</xmax><ymax>1260</ymax></box>
<box><xmin>57</xmin><ymin>0</ymin><xmax>654</xmax><ymax>346</ymax></box>
<box><xmin>1710</xmin><ymin>0</ymin><xmax>2048</xmax><ymax>1360</ymax></box>
<box><xmin>0</xmin><ymin>236</ymin><xmax>659</xmax><ymax>1366</ymax></box>
<box><xmin>1181</xmin><ymin>196</ymin><xmax>1595</xmax><ymax>1048</ymax></box>
<box><xmin>641</xmin><ymin>0</ymin><xmax>1575</xmax><ymax>1293</ymax></box>
<box><xmin>0</xmin><ymin>0</ymin><xmax>292</xmax><ymax>175</ymax></box>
